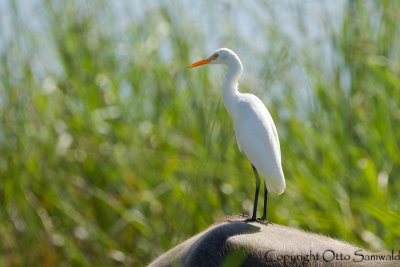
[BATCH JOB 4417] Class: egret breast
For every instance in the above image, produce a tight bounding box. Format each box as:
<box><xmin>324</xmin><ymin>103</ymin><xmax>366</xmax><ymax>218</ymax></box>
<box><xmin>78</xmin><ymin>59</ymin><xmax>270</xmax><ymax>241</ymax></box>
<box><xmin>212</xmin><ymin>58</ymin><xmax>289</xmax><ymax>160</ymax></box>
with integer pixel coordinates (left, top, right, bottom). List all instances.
<box><xmin>232</xmin><ymin>95</ymin><xmax>286</xmax><ymax>194</ymax></box>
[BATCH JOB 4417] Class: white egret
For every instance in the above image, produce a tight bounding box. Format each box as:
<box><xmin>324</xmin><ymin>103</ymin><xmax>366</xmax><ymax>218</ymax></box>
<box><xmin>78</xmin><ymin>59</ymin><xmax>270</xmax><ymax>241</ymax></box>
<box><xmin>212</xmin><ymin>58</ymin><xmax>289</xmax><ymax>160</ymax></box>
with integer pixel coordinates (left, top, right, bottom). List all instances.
<box><xmin>188</xmin><ymin>48</ymin><xmax>285</xmax><ymax>222</ymax></box>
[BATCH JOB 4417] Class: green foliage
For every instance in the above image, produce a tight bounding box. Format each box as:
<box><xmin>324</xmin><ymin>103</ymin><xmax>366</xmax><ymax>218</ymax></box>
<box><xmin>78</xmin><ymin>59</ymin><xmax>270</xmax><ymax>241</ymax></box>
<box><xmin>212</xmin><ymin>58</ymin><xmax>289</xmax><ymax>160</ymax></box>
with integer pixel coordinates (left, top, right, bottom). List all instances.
<box><xmin>0</xmin><ymin>0</ymin><xmax>399</xmax><ymax>266</ymax></box>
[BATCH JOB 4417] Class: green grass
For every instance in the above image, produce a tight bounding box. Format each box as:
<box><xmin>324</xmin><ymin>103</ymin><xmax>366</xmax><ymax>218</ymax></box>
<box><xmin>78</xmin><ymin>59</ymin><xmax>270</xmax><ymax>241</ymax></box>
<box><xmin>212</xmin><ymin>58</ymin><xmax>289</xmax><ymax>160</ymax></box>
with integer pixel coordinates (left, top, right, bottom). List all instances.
<box><xmin>0</xmin><ymin>0</ymin><xmax>399</xmax><ymax>266</ymax></box>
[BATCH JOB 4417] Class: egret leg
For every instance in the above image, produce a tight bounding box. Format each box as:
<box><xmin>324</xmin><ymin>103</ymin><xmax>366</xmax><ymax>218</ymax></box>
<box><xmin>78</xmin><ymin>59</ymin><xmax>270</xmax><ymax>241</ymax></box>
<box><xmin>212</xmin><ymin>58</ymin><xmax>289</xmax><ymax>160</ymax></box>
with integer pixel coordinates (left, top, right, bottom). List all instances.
<box><xmin>246</xmin><ymin>164</ymin><xmax>260</xmax><ymax>222</ymax></box>
<box><xmin>259</xmin><ymin>182</ymin><xmax>268</xmax><ymax>221</ymax></box>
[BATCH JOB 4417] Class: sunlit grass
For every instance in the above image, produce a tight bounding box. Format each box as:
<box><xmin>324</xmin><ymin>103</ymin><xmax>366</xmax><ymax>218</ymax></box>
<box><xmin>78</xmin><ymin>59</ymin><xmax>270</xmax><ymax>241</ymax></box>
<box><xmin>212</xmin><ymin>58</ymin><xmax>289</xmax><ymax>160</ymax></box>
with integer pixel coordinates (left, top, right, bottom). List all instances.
<box><xmin>0</xmin><ymin>0</ymin><xmax>399</xmax><ymax>266</ymax></box>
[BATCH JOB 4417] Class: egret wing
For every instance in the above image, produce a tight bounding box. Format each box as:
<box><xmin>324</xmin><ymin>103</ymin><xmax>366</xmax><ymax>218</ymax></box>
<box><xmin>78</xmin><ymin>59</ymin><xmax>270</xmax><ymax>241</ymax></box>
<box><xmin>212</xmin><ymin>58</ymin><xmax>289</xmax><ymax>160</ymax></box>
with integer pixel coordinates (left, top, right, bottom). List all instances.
<box><xmin>232</xmin><ymin>94</ymin><xmax>285</xmax><ymax>194</ymax></box>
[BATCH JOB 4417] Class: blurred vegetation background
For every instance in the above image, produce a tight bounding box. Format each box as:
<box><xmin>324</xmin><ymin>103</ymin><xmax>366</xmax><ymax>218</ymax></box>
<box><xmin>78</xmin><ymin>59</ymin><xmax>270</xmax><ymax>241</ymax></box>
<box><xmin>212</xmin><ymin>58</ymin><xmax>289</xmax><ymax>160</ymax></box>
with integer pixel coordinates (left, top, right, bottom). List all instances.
<box><xmin>1</xmin><ymin>0</ymin><xmax>399</xmax><ymax>266</ymax></box>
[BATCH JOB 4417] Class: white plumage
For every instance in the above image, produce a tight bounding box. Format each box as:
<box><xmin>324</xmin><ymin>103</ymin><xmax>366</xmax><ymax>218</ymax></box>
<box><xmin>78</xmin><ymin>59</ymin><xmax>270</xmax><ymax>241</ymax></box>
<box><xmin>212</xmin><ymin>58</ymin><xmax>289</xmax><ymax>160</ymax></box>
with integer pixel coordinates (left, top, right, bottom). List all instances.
<box><xmin>188</xmin><ymin>48</ymin><xmax>285</xmax><ymax>221</ymax></box>
<box><xmin>233</xmin><ymin>94</ymin><xmax>285</xmax><ymax>194</ymax></box>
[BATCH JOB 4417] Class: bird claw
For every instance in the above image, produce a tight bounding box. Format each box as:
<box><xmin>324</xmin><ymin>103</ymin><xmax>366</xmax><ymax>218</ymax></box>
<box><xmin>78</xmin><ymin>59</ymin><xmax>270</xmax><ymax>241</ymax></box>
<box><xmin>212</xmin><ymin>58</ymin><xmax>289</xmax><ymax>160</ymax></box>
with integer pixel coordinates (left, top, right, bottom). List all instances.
<box><xmin>244</xmin><ymin>217</ymin><xmax>256</xmax><ymax>222</ymax></box>
<box><xmin>243</xmin><ymin>217</ymin><xmax>270</xmax><ymax>225</ymax></box>
<box><xmin>228</xmin><ymin>215</ymin><xmax>270</xmax><ymax>225</ymax></box>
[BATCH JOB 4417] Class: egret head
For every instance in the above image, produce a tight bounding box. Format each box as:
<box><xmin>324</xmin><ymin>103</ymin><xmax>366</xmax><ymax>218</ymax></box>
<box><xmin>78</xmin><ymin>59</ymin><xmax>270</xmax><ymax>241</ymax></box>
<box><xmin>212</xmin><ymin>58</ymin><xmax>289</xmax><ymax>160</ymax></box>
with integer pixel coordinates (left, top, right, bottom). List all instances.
<box><xmin>187</xmin><ymin>48</ymin><xmax>240</xmax><ymax>68</ymax></box>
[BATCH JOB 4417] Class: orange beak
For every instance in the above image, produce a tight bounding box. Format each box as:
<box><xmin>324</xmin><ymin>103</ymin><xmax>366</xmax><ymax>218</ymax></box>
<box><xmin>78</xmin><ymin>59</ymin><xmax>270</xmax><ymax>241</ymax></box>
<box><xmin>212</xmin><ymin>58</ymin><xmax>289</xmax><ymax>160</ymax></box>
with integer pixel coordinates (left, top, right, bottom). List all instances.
<box><xmin>187</xmin><ymin>54</ymin><xmax>217</xmax><ymax>68</ymax></box>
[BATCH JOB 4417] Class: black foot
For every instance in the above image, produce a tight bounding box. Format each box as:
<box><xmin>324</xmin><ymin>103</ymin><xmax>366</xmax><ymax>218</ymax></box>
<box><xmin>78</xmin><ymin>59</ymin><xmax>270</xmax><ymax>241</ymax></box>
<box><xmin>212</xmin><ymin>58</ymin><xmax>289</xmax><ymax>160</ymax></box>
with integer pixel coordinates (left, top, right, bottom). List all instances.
<box><xmin>227</xmin><ymin>215</ymin><xmax>270</xmax><ymax>225</ymax></box>
<box><xmin>244</xmin><ymin>217</ymin><xmax>256</xmax><ymax>222</ymax></box>
<box><xmin>243</xmin><ymin>217</ymin><xmax>270</xmax><ymax>225</ymax></box>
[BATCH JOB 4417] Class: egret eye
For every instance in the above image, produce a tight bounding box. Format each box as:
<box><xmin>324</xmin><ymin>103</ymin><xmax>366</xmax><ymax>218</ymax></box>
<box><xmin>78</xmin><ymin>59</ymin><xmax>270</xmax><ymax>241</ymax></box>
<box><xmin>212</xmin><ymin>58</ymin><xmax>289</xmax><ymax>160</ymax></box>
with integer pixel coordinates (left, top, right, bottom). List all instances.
<box><xmin>187</xmin><ymin>48</ymin><xmax>286</xmax><ymax>221</ymax></box>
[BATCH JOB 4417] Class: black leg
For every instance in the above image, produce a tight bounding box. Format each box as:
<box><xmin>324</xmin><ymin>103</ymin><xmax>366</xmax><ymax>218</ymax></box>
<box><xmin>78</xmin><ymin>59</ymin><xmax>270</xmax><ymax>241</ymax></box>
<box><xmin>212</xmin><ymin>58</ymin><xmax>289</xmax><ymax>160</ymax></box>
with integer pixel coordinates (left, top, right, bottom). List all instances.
<box><xmin>246</xmin><ymin>164</ymin><xmax>260</xmax><ymax>221</ymax></box>
<box><xmin>260</xmin><ymin>182</ymin><xmax>268</xmax><ymax>221</ymax></box>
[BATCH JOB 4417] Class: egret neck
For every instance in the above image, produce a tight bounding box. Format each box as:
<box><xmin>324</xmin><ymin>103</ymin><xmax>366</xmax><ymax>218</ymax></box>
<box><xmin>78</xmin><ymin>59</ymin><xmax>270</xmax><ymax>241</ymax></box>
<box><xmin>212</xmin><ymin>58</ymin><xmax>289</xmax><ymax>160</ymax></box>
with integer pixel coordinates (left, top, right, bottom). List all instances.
<box><xmin>222</xmin><ymin>57</ymin><xmax>243</xmax><ymax>115</ymax></box>
<box><xmin>188</xmin><ymin>48</ymin><xmax>286</xmax><ymax>222</ymax></box>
